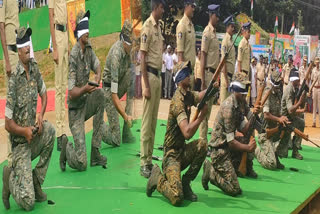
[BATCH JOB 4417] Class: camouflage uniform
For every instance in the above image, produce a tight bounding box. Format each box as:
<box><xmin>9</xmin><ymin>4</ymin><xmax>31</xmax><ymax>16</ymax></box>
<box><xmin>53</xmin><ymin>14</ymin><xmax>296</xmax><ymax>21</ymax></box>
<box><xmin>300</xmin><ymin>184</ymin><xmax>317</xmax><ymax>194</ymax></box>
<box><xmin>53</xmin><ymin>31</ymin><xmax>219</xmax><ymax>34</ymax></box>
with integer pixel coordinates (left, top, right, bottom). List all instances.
<box><xmin>279</xmin><ymin>82</ymin><xmax>305</xmax><ymax>158</ymax></box>
<box><xmin>5</xmin><ymin>60</ymin><xmax>55</xmax><ymax>211</ymax></box>
<box><xmin>156</xmin><ymin>87</ymin><xmax>207</xmax><ymax>205</ymax></box>
<box><xmin>103</xmin><ymin>40</ymin><xmax>133</xmax><ymax>146</ymax></box>
<box><xmin>255</xmin><ymin>85</ymin><xmax>282</xmax><ymax>169</ymax></box>
<box><xmin>67</xmin><ymin>41</ymin><xmax>106</xmax><ymax>171</ymax></box>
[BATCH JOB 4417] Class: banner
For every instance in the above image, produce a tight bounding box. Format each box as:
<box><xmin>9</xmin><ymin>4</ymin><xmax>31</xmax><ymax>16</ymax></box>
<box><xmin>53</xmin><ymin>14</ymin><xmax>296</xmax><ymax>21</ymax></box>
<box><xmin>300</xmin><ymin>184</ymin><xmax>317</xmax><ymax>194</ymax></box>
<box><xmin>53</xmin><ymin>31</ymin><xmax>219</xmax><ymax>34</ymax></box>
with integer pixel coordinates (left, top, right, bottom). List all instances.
<box><xmin>251</xmin><ymin>45</ymin><xmax>270</xmax><ymax>59</ymax></box>
<box><xmin>67</xmin><ymin>0</ymin><xmax>86</xmax><ymax>45</ymax></box>
<box><xmin>274</xmin><ymin>40</ymin><xmax>284</xmax><ymax>61</ymax></box>
<box><xmin>269</xmin><ymin>33</ymin><xmax>294</xmax><ymax>50</ymax></box>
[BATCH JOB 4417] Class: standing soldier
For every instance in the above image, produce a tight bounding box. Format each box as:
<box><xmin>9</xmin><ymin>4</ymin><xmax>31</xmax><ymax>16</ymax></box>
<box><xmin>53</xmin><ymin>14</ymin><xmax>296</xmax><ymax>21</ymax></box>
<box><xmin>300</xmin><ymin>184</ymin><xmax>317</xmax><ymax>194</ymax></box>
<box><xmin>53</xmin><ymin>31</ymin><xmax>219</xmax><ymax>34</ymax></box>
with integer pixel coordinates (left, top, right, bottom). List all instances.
<box><xmin>139</xmin><ymin>0</ymin><xmax>165</xmax><ymax>178</ymax></box>
<box><xmin>279</xmin><ymin>69</ymin><xmax>307</xmax><ymax>160</ymax></box>
<box><xmin>311</xmin><ymin>57</ymin><xmax>320</xmax><ymax>127</ymax></box>
<box><xmin>176</xmin><ymin>0</ymin><xmax>196</xmax><ymax>88</ymax></box>
<box><xmin>256</xmin><ymin>69</ymin><xmax>289</xmax><ymax>170</ymax></box>
<box><xmin>59</xmin><ymin>10</ymin><xmax>107</xmax><ymax>172</ymax></box>
<box><xmin>49</xmin><ymin>0</ymin><xmax>69</xmax><ymax>151</ymax></box>
<box><xmin>299</xmin><ymin>56</ymin><xmax>309</xmax><ymax>85</ymax></box>
<box><xmin>199</xmin><ymin>4</ymin><xmax>220</xmax><ymax>142</ymax></box>
<box><xmin>0</xmin><ymin>0</ymin><xmax>20</xmax><ymax>170</ymax></box>
<box><xmin>2</xmin><ymin>27</ymin><xmax>55</xmax><ymax>211</ymax></box>
<box><xmin>237</xmin><ymin>22</ymin><xmax>251</xmax><ymax>79</ymax></box>
<box><xmin>146</xmin><ymin>61</ymin><xmax>207</xmax><ymax>205</ymax></box>
<box><xmin>220</xmin><ymin>15</ymin><xmax>236</xmax><ymax>102</ymax></box>
<box><xmin>281</xmin><ymin>55</ymin><xmax>294</xmax><ymax>91</ymax></box>
<box><xmin>202</xmin><ymin>72</ymin><xmax>258</xmax><ymax>197</ymax></box>
<box><xmin>102</xmin><ymin>20</ymin><xmax>135</xmax><ymax>147</ymax></box>
<box><xmin>256</xmin><ymin>55</ymin><xmax>266</xmax><ymax>93</ymax></box>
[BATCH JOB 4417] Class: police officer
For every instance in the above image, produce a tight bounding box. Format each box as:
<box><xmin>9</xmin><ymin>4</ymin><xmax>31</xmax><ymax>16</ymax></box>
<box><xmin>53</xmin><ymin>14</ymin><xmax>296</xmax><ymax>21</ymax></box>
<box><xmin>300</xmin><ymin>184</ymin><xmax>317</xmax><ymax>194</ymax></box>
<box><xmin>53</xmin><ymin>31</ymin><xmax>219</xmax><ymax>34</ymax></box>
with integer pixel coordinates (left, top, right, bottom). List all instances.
<box><xmin>2</xmin><ymin>27</ymin><xmax>55</xmax><ymax>211</ymax></box>
<box><xmin>256</xmin><ymin>54</ymin><xmax>266</xmax><ymax>93</ymax></box>
<box><xmin>59</xmin><ymin>10</ymin><xmax>107</xmax><ymax>172</ymax></box>
<box><xmin>199</xmin><ymin>4</ymin><xmax>220</xmax><ymax>142</ymax></box>
<box><xmin>176</xmin><ymin>0</ymin><xmax>196</xmax><ymax>88</ymax></box>
<box><xmin>281</xmin><ymin>55</ymin><xmax>294</xmax><ymax>91</ymax></box>
<box><xmin>311</xmin><ymin>57</ymin><xmax>320</xmax><ymax>127</ymax></box>
<box><xmin>220</xmin><ymin>15</ymin><xmax>236</xmax><ymax>103</ymax></box>
<box><xmin>48</xmin><ymin>0</ymin><xmax>69</xmax><ymax>151</ymax></box>
<box><xmin>102</xmin><ymin>20</ymin><xmax>135</xmax><ymax>147</ymax></box>
<box><xmin>146</xmin><ymin>61</ymin><xmax>207</xmax><ymax>205</ymax></box>
<box><xmin>139</xmin><ymin>0</ymin><xmax>165</xmax><ymax>178</ymax></box>
<box><xmin>237</xmin><ymin>22</ymin><xmax>251</xmax><ymax>78</ymax></box>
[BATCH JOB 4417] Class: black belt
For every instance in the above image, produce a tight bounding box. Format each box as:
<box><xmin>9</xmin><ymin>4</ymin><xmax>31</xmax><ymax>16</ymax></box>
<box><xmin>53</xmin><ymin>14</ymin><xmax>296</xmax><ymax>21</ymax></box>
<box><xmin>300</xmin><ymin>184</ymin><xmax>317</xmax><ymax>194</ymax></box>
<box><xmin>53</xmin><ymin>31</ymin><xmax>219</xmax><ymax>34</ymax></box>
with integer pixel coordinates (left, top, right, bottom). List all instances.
<box><xmin>227</xmin><ymin>72</ymin><xmax>233</xmax><ymax>79</ymax></box>
<box><xmin>7</xmin><ymin>45</ymin><xmax>17</xmax><ymax>53</ymax></box>
<box><xmin>147</xmin><ymin>66</ymin><xmax>159</xmax><ymax>77</ymax></box>
<box><xmin>103</xmin><ymin>82</ymin><xmax>111</xmax><ymax>88</ymax></box>
<box><xmin>241</xmin><ymin>70</ymin><xmax>248</xmax><ymax>74</ymax></box>
<box><xmin>207</xmin><ymin>68</ymin><xmax>216</xmax><ymax>74</ymax></box>
<box><xmin>55</xmin><ymin>24</ymin><xmax>67</xmax><ymax>32</ymax></box>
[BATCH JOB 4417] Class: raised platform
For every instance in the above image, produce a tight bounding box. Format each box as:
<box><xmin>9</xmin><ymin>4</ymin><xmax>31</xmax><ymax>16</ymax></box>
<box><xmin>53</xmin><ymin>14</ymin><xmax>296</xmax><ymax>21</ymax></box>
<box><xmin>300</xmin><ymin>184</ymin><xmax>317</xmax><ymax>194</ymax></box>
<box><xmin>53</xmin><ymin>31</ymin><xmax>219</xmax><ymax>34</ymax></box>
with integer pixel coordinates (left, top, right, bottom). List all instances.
<box><xmin>0</xmin><ymin>119</ymin><xmax>319</xmax><ymax>213</ymax></box>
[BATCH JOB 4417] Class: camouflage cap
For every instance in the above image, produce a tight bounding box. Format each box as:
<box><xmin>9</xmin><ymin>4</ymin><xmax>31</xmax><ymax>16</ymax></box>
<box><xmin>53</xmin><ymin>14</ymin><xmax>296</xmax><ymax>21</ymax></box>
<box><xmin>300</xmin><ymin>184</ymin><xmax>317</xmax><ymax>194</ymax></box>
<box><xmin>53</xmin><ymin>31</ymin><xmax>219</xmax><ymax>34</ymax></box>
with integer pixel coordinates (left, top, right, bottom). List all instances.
<box><xmin>16</xmin><ymin>27</ymin><xmax>32</xmax><ymax>48</ymax></box>
<box><xmin>270</xmin><ymin>69</ymin><xmax>281</xmax><ymax>86</ymax></box>
<box><xmin>232</xmin><ymin>71</ymin><xmax>251</xmax><ymax>85</ymax></box>
<box><xmin>121</xmin><ymin>20</ymin><xmax>133</xmax><ymax>45</ymax></box>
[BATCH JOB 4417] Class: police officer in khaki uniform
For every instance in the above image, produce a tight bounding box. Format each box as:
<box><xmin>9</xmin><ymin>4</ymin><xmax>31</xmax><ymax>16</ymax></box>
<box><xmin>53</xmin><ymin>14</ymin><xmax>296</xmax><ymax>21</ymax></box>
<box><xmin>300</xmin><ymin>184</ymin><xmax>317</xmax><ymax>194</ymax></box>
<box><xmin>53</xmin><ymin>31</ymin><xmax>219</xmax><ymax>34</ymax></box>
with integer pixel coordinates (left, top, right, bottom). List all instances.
<box><xmin>0</xmin><ymin>0</ymin><xmax>20</xmax><ymax>169</ymax></box>
<box><xmin>256</xmin><ymin>54</ymin><xmax>266</xmax><ymax>93</ymax></box>
<box><xmin>237</xmin><ymin>22</ymin><xmax>251</xmax><ymax>79</ymax></box>
<box><xmin>49</xmin><ymin>0</ymin><xmax>69</xmax><ymax>150</ymax></box>
<box><xmin>220</xmin><ymin>15</ymin><xmax>236</xmax><ymax>102</ymax></box>
<box><xmin>139</xmin><ymin>0</ymin><xmax>165</xmax><ymax>178</ymax></box>
<box><xmin>199</xmin><ymin>4</ymin><xmax>220</xmax><ymax>142</ymax></box>
<box><xmin>176</xmin><ymin>0</ymin><xmax>196</xmax><ymax>88</ymax></box>
<box><xmin>281</xmin><ymin>55</ymin><xmax>294</xmax><ymax>91</ymax></box>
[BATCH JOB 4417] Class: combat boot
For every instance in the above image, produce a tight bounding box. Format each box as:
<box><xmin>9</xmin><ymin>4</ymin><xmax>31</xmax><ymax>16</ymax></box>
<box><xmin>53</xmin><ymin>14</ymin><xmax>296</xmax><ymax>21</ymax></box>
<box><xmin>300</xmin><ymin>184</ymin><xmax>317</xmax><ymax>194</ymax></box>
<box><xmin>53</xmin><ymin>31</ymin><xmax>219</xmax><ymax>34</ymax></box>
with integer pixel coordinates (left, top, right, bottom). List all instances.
<box><xmin>2</xmin><ymin>165</ymin><xmax>11</xmax><ymax>210</ymax></box>
<box><xmin>201</xmin><ymin>159</ymin><xmax>211</xmax><ymax>190</ymax></box>
<box><xmin>122</xmin><ymin>123</ymin><xmax>136</xmax><ymax>143</ymax></box>
<box><xmin>90</xmin><ymin>147</ymin><xmax>107</xmax><ymax>168</ymax></box>
<box><xmin>182</xmin><ymin>176</ymin><xmax>197</xmax><ymax>202</ymax></box>
<box><xmin>292</xmin><ymin>147</ymin><xmax>303</xmax><ymax>160</ymax></box>
<box><xmin>32</xmin><ymin>171</ymin><xmax>47</xmax><ymax>202</ymax></box>
<box><xmin>276</xmin><ymin>155</ymin><xmax>285</xmax><ymax>170</ymax></box>
<box><xmin>246</xmin><ymin>161</ymin><xmax>258</xmax><ymax>178</ymax></box>
<box><xmin>146</xmin><ymin>164</ymin><xmax>161</xmax><ymax>197</ymax></box>
<box><xmin>59</xmin><ymin>135</ymin><xmax>68</xmax><ymax>172</ymax></box>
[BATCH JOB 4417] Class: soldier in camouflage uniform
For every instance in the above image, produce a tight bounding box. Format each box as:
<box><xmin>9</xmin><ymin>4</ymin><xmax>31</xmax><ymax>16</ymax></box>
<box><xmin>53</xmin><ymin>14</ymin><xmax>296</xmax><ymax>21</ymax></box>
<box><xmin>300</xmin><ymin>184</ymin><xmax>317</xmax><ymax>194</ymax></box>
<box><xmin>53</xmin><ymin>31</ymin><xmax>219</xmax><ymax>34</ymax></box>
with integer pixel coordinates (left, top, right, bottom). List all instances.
<box><xmin>201</xmin><ymin>72</ymin><xmax>258</xmax><ymax>197</ymax></box>
<box><xmin>279</xmin><ymin>68</ymin><xmax>307</xmax><ymax>160</ymax></box>
<box><xmin>255</xmin><ymin>69</ymin><xmax>289</xmax><ymax>170</ymax></box>
<box><xmin>2</xmin><ymin>27</ymin><xmax>55</xmax><ymax>211</ymax></box>
<box><xmin>102</xmin><ymin>20</ymin><xmax>135</xmax><ymax>147</ymax></box>
<box><xmin>146</xmin><ymin>61</ymin><xmax>208</xmax><ymax>206</ymax></box>
<box><xmin>59</xmin><ymin>10</ymin><xmax>107</xmax><ymax>172</ymax></box>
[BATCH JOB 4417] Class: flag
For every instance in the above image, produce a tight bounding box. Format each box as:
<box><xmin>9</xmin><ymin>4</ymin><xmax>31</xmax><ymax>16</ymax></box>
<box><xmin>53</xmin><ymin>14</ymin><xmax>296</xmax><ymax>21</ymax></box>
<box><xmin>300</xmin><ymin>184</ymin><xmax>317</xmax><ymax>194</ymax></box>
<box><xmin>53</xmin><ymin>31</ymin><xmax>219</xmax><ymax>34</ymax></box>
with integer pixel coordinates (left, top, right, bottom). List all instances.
<box><xmin>274</xmin><ymin>16</ymin><xmax>278</xmax><ymax>39</ymax></box>
<box><xmin>289</xmin><ymin>22</ymin><xmax>295</xmax><ymax>35</ymax></box>
<box><xmin>251</xmin><ymin>0</ymin><xmax>253</xmax><ymax>18</ymax></box>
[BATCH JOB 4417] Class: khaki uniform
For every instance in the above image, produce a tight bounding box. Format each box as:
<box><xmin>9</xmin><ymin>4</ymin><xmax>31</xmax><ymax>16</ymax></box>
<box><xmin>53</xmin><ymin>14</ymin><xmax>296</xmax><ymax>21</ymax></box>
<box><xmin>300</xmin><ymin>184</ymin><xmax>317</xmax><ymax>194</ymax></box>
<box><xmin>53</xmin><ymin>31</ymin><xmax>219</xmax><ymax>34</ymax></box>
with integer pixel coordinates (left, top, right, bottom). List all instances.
<box><xmin>281</xmin><ymin>63</ymin><xmax>294</xmax><ymax>91</ymax></box>
<box><xmin>279</xmin><ymin>82</ymin><xmax>305</xmax><ymax>157</ymax></box>
<box><xmin>0</xmin><ymin>0</ymin><xmax>19</xmax><ymax>167</ymax></box>
<box><xmin>67</xmin><ymin>41</ymin><xmax>106</xmax><ymax>171</ymax></box>
<box><xmin>140</xmin><ymin>14</ymin><xmax>163</xmax><ymax>167</ymax></box>
<box><xmin>237</xmin><ymin>37</ymin><xmax>251</xmax><ymax>75</ymax></box>
<box><xmin>256</xmin><ymin>62</ymin><xmax>266</xmax><ymax>92</ymax></box>
<box><xmin>311</xmin><ymin>67</ymin><xmax>320</xmax><ymax>124</ymax></box>
<box><xmin>103</xmin><ymin>40</ymin><xmax>133</xmax><ymax>146</ymax></box>
<box><xmin>299</xmin><ymin>65</ymin><xmax>308</xmax><ymax>85</ymax></box>
<box><xmin>199</xmin><ymin>23</ymin><xmax>220</xmax><ymax>141</ymax></box>
<box><xmin>49</xmin><ymin>0</ymin><xmax>69</xmax><ymax>137</ymax></box>
<box><xmin>5</xmin><ymin>60</ymin><xmax>55</xmax><ymax>211</ymax></box>
<box><xmin>156</xmin><ymin>87</ymin><xmax>207</xmax><ymax>205</ymax></box>
<box><xmin>220</xmin><ymin>32</ymin><xmax>236</xmax><ymax>102</ymax></box>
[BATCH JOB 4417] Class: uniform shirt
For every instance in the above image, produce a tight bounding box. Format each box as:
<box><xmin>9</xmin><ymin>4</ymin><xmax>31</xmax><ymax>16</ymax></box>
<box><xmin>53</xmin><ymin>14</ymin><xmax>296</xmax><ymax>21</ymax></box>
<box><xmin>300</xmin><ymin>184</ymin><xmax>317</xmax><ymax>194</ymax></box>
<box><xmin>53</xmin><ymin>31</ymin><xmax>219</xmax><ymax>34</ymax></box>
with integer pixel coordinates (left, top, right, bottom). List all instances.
<box><xmin>68</xmin><ymin>41</ymin><xmax>100</xmax><ymax>109</ymax></box>
<box><xmin>176</xmin><ymin>14</ymin><xmax>196</xmax><ymax>69</ymax></box>
<box><xmin>311</xmin><ymin>67</ymin><xmax>320</xmax><ymax>87</ymax></box>
<box><xmin>163</xmin><ymin>87</ymin><xmax>200</xmax><ymax>152</ymax></box>
<box><xmin>256</xmin><ymin>62</ymin><xmax>265</xmax><ymax>82</ymax></box>
<box><xmin>201</xmin><ymin>22</ymin><xmax>219</xmax><ymax>69</ymax></box>
<box><xmin>221</xmin><ymin>32</ymin><xmax>235</xmax><ymax>75</ymax></box>
<box><xmin>0</xmin><ymin>0</ymin><xmax>19</xmax><ymax>45</ymax></box>
<box><xmin>140</xmin><ymin>14</ymin><xmax>164</xmax><ymax>71</ymax></box>
<box><xmin>48</xmin><ymin>0</ymin><xmax>67</xmax><ymax>25</ymax></box>
<box><xmin>5</xmin><ymin>60</ymin><xmax>46</xmax><ymax>144</ymax></box>
<box><xmin>103</xmin><ymin>40</ymin><xmax>131</xmax><ymax>94</ymax></box>
<box><xmin>209</xmin><ymin>93</ymin><xmax>249</xmax><ymax>148</ymax></box>
<box><xmin>262</xmin><ymin>85</ymin><xmax>282</xmax><ymax>129</ymax></box>
<box><xmin>281</xmin><ymin>63</ymin><xmax>294</xmax><ymax>85</ymax></box>
<box><xmin>250</xmin><ymin>65</ymin><xmax>257</xmax><ymax>98</ymax></box>
<box><xmin>237</xmin><ymin>37</ymin><xmax>251</xmax><ymax>72</ymax></box>
<box><xmin>281</xmin><ymin>82</ymin><xmax>298</xmax><ymax>118</ymax></box>
<box><xmin>299</xmin><ymin>65</ymin><xmax>308</xmax><ymax>85</ymax></box>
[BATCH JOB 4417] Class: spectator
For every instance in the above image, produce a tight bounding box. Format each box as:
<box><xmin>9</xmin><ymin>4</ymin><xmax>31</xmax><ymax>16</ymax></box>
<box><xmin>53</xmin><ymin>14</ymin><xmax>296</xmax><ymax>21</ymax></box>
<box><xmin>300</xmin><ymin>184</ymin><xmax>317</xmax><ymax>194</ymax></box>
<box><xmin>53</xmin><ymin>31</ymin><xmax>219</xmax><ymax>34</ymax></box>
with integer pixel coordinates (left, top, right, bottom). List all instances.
<box><xmin>194</xmin><ymin>48</ymin><xmax>201</xmax><ymax>91</ymax></box>
<box><xmin>135</xmin><ymin>50</ymin><xmax>142</xmax><ymax>98</ymax></box>
<box><xmin>164</xmin><ymin>45</ymin><xmax>174</xmax><ymax>99</ymax></box>
<box><xmin>250</xmin><ymin>57</ymin><xmax>257</xmax><ymax>106</ymax></box>
<box><xmin>161</xmin><ymin>45</ymin><xmax>167</xmax><ymax>98</ymax></box>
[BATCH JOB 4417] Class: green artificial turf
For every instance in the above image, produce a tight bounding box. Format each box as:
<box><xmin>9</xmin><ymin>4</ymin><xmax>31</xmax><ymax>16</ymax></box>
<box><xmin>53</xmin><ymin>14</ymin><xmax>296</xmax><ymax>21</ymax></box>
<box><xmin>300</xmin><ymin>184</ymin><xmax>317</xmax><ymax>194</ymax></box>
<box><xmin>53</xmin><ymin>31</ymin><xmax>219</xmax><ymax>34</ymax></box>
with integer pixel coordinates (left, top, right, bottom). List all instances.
<box><xmin>0</xmin><ymin>119</ymin><xmax>319</xmax><ymax>213</ymax></box>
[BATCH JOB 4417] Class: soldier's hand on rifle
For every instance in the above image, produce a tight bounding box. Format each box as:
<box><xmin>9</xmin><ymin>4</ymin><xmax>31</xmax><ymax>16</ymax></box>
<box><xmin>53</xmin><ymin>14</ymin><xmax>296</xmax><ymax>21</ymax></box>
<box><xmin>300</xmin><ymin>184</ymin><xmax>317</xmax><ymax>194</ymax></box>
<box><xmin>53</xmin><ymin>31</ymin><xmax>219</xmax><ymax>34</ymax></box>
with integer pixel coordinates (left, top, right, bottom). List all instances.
<box><xmin>36</xmin><ymin>114</ymin><xmax>44</xmax><ymax>134</ymax></box>
<box><xmin>198</xmin><ymin>104</ymin><xmax>208</xmax><ymax>121</ymax></box>
<box><xmin>143</xmin><ymin>87</ymin><xmax>151</xmax><ymax>99</ymax></box>
<box><xmin>252</xmin><ymin>105</ymin><xmax>261</xmax><ymax>115</ymax></box>
<box><xmin>125</xmin><ymin>115</ymin><xmax>133</xmax><ymax>128</ymax></box>
<box><xmin>24</xmin><ymin>127</ymin><xmax>35</xmax><ymax>144</ymax></box>
<box><xmin>85</xmin><ymin>83</ymin><xmax>97</xmax><ymax>94</ymax></box>
<box><xmin>213</xmin><ymin>81</ymin><xmax>219</xmax><ymax>88</ymax></box>
<box><xmin>278</xmin><ymin>116</ymin><xmax>290</xmax><ymax>127</ymax></box>
<box><xmin>247</xmin><ymin>138</ymin><xmax>257</xmax><ymax>153</ymax></box>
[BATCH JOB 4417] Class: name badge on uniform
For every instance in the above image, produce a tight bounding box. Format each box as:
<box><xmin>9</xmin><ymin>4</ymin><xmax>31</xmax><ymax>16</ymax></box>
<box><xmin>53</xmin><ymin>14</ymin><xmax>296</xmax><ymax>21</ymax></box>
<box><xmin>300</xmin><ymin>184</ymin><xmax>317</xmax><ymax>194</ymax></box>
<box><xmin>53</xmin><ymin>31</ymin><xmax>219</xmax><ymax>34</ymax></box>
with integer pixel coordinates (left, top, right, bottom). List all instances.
<box><xmin>0</xmin><ymin>0</ymin><xmax>3</xmax><ymax>8</ymax></box>
<box><xmin>142</xmin><ymin>33</ymin><xmax>147</xmax><ymax>43</ymax></box>
<box><xmin>178</xmin><ymin>32</ymin><xmax>182</xmax><ymax>39</ymax></box>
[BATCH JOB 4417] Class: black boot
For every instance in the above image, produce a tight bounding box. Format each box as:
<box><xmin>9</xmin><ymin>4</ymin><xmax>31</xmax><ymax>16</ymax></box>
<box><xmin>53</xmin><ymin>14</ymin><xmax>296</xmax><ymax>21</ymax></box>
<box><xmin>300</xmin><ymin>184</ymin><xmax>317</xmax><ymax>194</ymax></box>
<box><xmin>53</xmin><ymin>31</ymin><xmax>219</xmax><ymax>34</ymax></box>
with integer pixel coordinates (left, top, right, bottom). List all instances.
<box><xmin>292</xmin><ymin>147</ymin><xmax>303</xmax><ymax>160</ymax></box>
<box><xmin>32</xmin><ymin>171</ymin><xmax>47</xmax><ymax>202</ymax></box>
<box><xmin>90</xmin><ymin>147</ymin><xmax>107</xmax><ymax>168</ymax></box>
<box><xmin>59</xmin><ymin>135</ymin><xmax>68</xmax><ymax>172</ymax></box>
<box><xmin>2</xmin><ymin>166</ymin><xmax>11</xmax><ymax>210</ymax></box>
<box><xmin>276</xmin><ymin>155</ymin><xmax>285</xmax><ymax>169</ymax></box>
<box><xmin>57</xmin><ymin>134</ymin><xmax>66</xmax><ymax>151</ymax></box>
<box><xmin>246</xmin><ymin>160</ymin><xmax>258</xmax><ymax>178</ymax></box>
<box><xmin>146</xmin><ymin>164</ymin><xmax>161</xmax><ymax>197</ymax></box>
<box><xmin>201</xmin><ymin>159</ymin><xmax>211</xmax><ymax>190</ymax></box>
<box><xmin>182</xmin><ymin>176</ymin><xmax>197</xmax><ymax>202</ymax></box>
<box><xmin>140</xmin><ymin>165</ymin><xmax>151</xmax><ymax>178</ymax></box>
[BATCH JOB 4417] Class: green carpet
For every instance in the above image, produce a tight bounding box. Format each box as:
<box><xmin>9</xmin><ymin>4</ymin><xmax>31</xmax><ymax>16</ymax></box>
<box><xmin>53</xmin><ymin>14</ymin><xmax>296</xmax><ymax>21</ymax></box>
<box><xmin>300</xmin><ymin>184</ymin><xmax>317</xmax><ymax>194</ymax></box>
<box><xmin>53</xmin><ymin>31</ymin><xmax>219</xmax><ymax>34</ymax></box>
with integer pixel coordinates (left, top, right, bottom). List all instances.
<box><xmin>0</xmin><ymin>119</ymin><xmax>319</xmax><ymax>214</ymax></box>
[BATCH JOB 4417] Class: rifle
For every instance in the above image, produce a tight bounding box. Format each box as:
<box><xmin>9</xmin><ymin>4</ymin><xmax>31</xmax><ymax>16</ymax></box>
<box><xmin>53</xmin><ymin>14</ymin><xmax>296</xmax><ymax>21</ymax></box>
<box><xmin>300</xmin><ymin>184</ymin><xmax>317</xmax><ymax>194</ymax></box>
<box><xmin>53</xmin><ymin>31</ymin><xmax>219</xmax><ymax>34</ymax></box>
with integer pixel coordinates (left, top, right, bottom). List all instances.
<box><xmin>266</xmin><ymin>124</ymin><xmax>320</xmax><ymax>148</ymax></box>
<box><xmin>191</xmin><ymin>29</ymin><xmax>241</xmax><ymax>122</ymax></box>
<box><xmin>295</xmin><ymin>59</ymin><xmax>315</xmax><ymax>104</ymax></box>
<box><xmin>238</xmin><ymin>136</ymin><xmax>254</xmax><ymax>176</ymax></box>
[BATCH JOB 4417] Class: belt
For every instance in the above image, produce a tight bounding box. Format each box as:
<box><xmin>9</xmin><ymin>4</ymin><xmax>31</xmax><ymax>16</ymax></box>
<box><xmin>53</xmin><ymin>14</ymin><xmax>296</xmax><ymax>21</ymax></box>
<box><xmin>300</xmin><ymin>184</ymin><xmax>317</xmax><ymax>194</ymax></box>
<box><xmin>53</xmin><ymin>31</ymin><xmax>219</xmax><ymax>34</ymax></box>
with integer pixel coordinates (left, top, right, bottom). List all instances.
<box><xmin>147</xmin><ymin>66</ymin><xmax>159</xmax><ymax>77</ymax></box>
<box><xmin>257</xmin><ymin>78</ymin><xmax>264</xmax><ymax>82</ymax></box>
<box><xmin>55</xmin><ymin>24</ymin><xmax>67</xmax><ymax>32</ymax></box>
<box><xmin>7</xmin><ymin>45</ymin><xmax>17</xmax><ymax>53</ymax></box>
<box><xmin>315</xmin><ymin>86</ymin><xmax>320</xmax><ymax>89</ymax></box>
<box><xmin>241</xmin><ymin>70</ymin><xmax>248</xmax><ymax>75</ymax></box>
<box><xmin>207</xmin><ymin>68</ymin><xmax>216</xmax><ymax>74</ymax></box>
<box><xmin>103</xmin><ymin>82</ymin><xmax>111</xmax><ymax>88</ymax></box>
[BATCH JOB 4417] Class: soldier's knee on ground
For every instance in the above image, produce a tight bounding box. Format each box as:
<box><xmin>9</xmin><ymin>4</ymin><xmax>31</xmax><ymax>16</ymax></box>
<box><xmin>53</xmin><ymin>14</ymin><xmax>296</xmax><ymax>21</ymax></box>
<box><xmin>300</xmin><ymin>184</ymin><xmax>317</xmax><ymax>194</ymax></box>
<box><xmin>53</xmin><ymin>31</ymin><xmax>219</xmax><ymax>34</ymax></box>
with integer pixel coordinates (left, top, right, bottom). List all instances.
<box><xmin>78</xmin><ymin>162</ymin><xmax>87</xmax><ymax>171</ymax></box>
<box><xmin>170</xmin><ymin>192</ymin><xmax>184</xmax><ymax>206</ymax></box>
<box><xmin>20</xmin><ymin>197</ymin><xmax>35</xmax><ymax>211</ymax></box>
<box><xmin>224</xmin><ymin>185</ymin><xmax>241</xmax><ymax>197</ymax></box>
